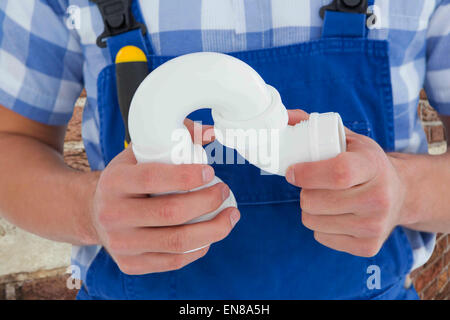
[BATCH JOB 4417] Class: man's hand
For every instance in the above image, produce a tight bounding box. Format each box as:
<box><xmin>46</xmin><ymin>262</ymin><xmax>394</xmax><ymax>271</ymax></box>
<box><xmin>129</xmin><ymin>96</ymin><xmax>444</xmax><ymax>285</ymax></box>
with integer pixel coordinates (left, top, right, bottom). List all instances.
<box><xmin>90</xmin><ymin>120</ymin><xmax>237</xmax><ymax>275</ymax></box>
<box><xmin>91</xmin><ymin>146</ymin><xmax>240</xmax><ymax>275</ymax></box>
<box><xmin>285</xmin><ymin>110</ymin><xmax>406</xmax><ymax>257</ymax></box>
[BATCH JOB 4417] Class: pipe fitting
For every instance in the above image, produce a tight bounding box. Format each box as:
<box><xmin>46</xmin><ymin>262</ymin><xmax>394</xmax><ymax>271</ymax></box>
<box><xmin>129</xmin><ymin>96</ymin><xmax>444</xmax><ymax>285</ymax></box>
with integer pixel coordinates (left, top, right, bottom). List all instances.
<box><xmin>128</xmin><ymin>52</ymin><xmax>346</xmax><ymax>224</ymax></box>
<box><xmin>212</xmin><ymin>85</ymin><xmax>288</xmax><ymax>133</ymax></box>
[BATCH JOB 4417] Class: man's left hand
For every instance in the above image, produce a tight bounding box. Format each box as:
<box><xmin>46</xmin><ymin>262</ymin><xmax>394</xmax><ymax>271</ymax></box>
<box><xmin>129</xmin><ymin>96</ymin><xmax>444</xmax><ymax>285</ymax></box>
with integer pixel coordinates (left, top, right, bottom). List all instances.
<box><xmin>286</xmin><ymin>110</ymin><xmax>407</xmax><ymax>257</ymax></box>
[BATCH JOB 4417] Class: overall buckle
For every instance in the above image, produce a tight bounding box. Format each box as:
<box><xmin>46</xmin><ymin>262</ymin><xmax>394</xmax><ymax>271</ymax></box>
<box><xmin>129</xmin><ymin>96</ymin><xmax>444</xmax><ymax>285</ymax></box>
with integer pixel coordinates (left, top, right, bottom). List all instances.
<box><xmin>319</xmin><ymin>0</ymin><xmax>369</xmax><ymax>19</ymax></box>
<box><xmin>91</xmin><ymin>0</ymin><xmax>147</xmax><ymax>48</ymax></box>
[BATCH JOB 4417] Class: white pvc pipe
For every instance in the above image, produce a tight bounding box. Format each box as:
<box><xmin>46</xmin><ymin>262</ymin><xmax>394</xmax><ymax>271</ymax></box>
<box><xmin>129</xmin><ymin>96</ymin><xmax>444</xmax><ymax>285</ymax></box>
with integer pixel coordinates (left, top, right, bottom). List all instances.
<box><xmin>129</xmin><ymin>52</ymin><xmax>272</xmax><ymax>165</ymax></box>
<box><xmin>128</xmin><ymin>52</ymin><xmax>346</xmax><ymax>225</ymax></box>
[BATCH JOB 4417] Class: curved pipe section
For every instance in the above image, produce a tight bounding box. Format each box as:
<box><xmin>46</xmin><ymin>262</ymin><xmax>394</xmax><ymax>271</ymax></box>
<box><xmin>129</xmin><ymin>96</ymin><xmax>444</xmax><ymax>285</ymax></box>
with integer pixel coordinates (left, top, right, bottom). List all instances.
<box><xmin>129</xmin><ymin>52</ymin><xmax>272</xmax><ymax>164</ymax></box>
<box><xmin>129</xmin><ymin>52</ymin><xmax>346</xmax><ymax>176</ymax></box>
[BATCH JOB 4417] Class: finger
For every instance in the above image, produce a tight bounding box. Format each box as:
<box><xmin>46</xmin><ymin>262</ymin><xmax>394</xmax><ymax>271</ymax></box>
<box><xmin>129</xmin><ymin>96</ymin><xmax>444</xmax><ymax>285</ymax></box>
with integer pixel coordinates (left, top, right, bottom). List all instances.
<box><xmin>286</xmin><ymin>151</ymin><xmax>378</xmax><ymax>190</ymax></box>
<box><xmin>344</xmin><ymin>128</ymin><xmax>384</xmax><ymax>157</ymax></box>
<box><xmin>108</xmin><ymin>143</ymin><xmax>138</xmax><ymax>165</ymax></box>
<box><xmin>110</xmin><ymin>183</ymin><xmax>231</xmax><ymax>227</ymax></box>
<box><xmin>344</xmin><ymin>126</ymin><xmax>355</xmax><ymax>136</ymax></box>
<box><xmin>300</xmin><ymin>184</ymin><xmax>388</xmax><ymax>216</ymax></box>
<box><xmin>152</xmin><ymin>207</ymin><xmax>239</xmax><ymax>253</ymax></box>
<box><xmin>112</xmin><ymin>207</ymin><xmax>239</xmax><ymax>254</ymax></box>
<box><xmin>201</xmin><ymin>126</ymin><xmax>216</xmax><ymax>145</ymax></box>
<box><xmin>184</xmin><ymin>119</ymin><xmax>215</xmax><ymax>145</ymax></box>
<box><xmin>111</xmin><ymin>162</ymin><xmax>215</xmax><ymax>195</ymax></box>
<box><xmin>313</xmin><ymin>232</ymin><xmax>381</xmax><ymax>257</ymax></box>
<box><xmin>300</xmin><ymin>188</ymin><xmax>363</xmax><ymax>215</ymax></box>
<box><xmin>288</xmin><ymin>109</ymin><xmax>310</xmax><ymax>126</ymax></box>
<box><xmin>115</xmin><ymin>246</ymin><xmax>210</xmax><ymax>275</ymax></box>
<box><xmin>302</xmin><ymin>212</ymin><xmax>374</xmax><ymax>238</ymax></box>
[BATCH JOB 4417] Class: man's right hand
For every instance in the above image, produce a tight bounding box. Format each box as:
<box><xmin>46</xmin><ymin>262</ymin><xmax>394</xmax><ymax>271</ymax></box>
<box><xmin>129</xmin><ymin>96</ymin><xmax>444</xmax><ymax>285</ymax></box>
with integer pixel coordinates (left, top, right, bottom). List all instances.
<box><xmin>91</xmin><ymin>146</ymin><xmax>240</xmax><ymax>275</ymax></box>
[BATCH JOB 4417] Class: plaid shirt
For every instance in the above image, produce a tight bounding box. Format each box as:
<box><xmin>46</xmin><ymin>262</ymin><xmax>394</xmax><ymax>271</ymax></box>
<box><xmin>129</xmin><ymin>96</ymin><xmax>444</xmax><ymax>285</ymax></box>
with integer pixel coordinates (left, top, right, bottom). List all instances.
<box><xmin>1</xmin><ymin>0</ymin><xmax>448</xmax><ymax>280</ymax></box>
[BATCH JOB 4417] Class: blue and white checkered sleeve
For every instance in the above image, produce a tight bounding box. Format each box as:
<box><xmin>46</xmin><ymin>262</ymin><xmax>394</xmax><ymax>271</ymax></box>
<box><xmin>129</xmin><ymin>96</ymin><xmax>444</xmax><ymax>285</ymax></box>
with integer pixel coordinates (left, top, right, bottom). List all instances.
<box><xmin>424</xmin><ymin>0</ymin><xmax>450</xmax><ymax>115</ymax></box>
<box><xmin>0</xmin><ymin>0</ymin><xmax>84</xmax><ymax>125</ymax></box>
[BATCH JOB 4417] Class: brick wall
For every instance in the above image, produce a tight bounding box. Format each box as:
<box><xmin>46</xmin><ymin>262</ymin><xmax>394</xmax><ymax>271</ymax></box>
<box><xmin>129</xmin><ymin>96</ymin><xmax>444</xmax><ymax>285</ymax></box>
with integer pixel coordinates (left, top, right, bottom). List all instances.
<box><xmin>0</xmin><ymin>91</ymin><xmax>449</xmax><ymax>300</ymax></box>
<box><xmin>63</xmin><ymin>93</ymin><xmax>90</xmax><ymax>172</ymax></box>
<box><xmin>411</xmin><ymin>233</ymin><xmax>450</xmax><ymax>299</ymax></box>
<box><xmin>410</xmin><ymin>92</ymin><xmax>450</xmax><ymax>299</ymax></box>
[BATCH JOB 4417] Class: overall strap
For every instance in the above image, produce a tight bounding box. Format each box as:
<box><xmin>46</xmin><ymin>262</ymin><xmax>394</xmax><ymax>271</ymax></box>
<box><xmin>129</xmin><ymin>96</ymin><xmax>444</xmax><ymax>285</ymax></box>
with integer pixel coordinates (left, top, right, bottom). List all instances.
<box><xmin>91</xmin><ymin>0</ymin><xmax>151</xmax><ymax>59</ymax></box>
<box><xmin>320</xmin><ymin>0</ymin><xmax>374</xmax><ymax>38</ymax></box>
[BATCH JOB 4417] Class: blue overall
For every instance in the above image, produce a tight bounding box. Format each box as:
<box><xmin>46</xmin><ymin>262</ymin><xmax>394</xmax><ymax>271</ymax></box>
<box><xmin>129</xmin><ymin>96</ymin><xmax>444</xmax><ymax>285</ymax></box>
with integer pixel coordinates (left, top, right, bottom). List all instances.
<box><xmin>77</xmin><ymin>1</ymin><xmax>418</xmax><ymax>300</ymax></box>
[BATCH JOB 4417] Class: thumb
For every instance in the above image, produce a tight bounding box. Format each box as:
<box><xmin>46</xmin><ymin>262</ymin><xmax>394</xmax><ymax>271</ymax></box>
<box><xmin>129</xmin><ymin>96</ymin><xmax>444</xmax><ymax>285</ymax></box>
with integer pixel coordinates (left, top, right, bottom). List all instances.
<box><xmin>184</xmin><ymin>118</ymin><xmax>215</xmax><ymax>146</ymax></box>
<box><xmin>344</xmin><ymin>126</ymin><xmax>357</xmax><ymax>136</ymax></box>
<box><xmin>288</xmin><ymin>109</ymin><xmax>310</xmax><ymax>125</ymax></box>
<box><xmin>109</xmin><ymin>142</ymin><xmax>137</xmax><ymax>165</ymax></box>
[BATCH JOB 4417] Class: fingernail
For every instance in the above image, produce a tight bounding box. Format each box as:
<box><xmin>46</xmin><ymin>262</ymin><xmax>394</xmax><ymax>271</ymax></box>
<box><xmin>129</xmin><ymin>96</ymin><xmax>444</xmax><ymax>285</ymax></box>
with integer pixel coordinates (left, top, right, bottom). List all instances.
<box><xmin>221</xmin><ymin>184</ymin><xmax>230</xmax><ymax>201</ymax></box>
<box><xmin>286</xmin><ymin>167</ymin><xmax>295</xmax><ymax>185</ymax></box>
<box><xmin>230</xmin><ymin>209</ymin><xmax>240</xmax><ymax>228</ymax></box>
<box><xmin>202</xmin><ymin>166</ymin><xmax>214</xmax><ymax>183</ymax></box>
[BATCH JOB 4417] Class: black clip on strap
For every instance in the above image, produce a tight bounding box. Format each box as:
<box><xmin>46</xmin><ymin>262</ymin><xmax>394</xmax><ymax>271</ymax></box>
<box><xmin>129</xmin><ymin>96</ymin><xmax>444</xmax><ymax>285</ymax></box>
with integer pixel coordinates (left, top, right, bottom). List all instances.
<box><xmin>91</xmin><ymin>0</ymin><xmax>147</xmax><ymax>48</ymax></box>
<box><xmin>319</xmin><ymin>0</ymin><xmax>369</xmax><ymax>19</ymax></box>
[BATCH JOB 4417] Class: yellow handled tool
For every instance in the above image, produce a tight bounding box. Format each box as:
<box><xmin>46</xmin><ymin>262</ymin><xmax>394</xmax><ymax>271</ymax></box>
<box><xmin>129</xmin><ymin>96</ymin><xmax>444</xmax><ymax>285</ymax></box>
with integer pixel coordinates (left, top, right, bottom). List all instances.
<box><xmin>115</xmin><ymin>46</ymin><xmax>149</xmax><ymax>147</ymax></box>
